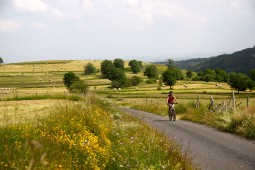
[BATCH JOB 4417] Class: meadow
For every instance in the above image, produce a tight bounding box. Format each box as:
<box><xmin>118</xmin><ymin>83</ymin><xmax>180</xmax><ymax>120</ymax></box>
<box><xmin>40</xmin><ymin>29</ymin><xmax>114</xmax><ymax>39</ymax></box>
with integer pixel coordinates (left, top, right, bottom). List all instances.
<box><xmin>0</xmin><ymin>59</ymin><xmax>254</xmax><ymax>169</ymax></box>
<box><xmin>0</xmin><ymin>60</ymin><xmax>194</xmax><ymax>169</ymax></box>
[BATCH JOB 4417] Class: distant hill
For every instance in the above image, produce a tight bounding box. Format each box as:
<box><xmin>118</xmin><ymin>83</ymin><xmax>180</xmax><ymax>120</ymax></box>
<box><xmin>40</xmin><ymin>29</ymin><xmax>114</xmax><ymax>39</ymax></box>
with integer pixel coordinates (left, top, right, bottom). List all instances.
<box><xmin>174</xmin><ymin>46</ymin><xmax>255</xmax><ymax>74</ymax></box>
<box><xmin>174</xmin><ymin>58</ymin><xmax>208</xmax><ymax>70</ymax></box>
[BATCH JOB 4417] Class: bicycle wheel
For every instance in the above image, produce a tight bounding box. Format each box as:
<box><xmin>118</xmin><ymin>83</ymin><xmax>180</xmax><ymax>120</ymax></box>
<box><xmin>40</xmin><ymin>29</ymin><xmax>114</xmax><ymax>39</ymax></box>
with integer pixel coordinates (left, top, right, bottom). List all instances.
<box><xmin>173</xmin><ymin>109</ymin><xmax>176</xmax><ymax>121</ymax></box>
<box><xmin>168</xmin><ymin>108</ymin><xmax>172</xmax><ymax>121</ymax></box>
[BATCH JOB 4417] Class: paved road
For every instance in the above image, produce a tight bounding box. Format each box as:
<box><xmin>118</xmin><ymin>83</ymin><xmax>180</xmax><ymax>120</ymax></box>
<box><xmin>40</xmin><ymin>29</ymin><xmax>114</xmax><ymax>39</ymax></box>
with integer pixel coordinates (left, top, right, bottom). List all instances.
<box><xmin>120</xmin><ymin>107</ymin><xmax>255</xmax><ymax>170</ymax></box>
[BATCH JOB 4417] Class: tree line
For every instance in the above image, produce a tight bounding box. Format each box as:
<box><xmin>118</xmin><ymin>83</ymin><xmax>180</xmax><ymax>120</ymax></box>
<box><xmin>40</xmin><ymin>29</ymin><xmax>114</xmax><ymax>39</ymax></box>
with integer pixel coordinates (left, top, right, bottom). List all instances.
<box><xmin>192</xmin><ymin>68</ymin><xmax>255</xmax><ymax>93</ymax></box>
<box><xmin>63</xmin><ymin>58</ymin><xmax>255</xmax><ymax>94</ymax></box>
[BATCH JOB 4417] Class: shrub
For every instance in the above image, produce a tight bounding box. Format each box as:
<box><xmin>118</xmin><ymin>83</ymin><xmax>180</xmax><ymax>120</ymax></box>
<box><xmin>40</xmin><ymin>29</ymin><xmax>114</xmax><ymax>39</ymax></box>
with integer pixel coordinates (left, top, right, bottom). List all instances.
<box><xmin>146</xmin><ymin>78</ymin><xmax>156</xmax><ymax>84</ymax></box>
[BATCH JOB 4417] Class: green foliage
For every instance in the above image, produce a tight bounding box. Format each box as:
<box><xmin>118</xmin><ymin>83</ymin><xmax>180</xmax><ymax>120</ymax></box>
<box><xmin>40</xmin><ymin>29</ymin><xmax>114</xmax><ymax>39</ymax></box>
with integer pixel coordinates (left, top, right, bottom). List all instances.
<box><xmin>113</xmin><ymin>58</ymin><xmax>125</xmax><ymax>70</ymax></box>
<box><xmin>186</xmin><ymin>70</ymin><xmax>193</xmax><ymax>78</ymax></box>
<box><xmin>249</xmin><ymin>69</ymin><xmax>255</xmax><ymax>81</ymax></box>
<box><xmin>108</xmin><ymin>68</ymin><xmax>126</xmax><ymax>88</ymax></box>
<box><xmin>162</xmin><ymin>70</ymin><xmax>177</xmax><ymax>88</ymax></box>
<box><xmin>198</xmin><ymin>68</ymin><xmax>229</xmax><ymax>82</ymax></box>
<box><xmin>229</xmin><ymin>73</ymin><xmax>251</xmax><ymax>93</ymax></box>
<box><xmin>166</xmin><ymin>59</ymin><xmax>175</xmax><ymax>70</ymax></box>
<box><xmin>144</xmin><ymin>65</ymin><xmax>158</xmax><ymax>79</ymax></box>
<box><xmin>84</xmin><ymin>62</ymin><xmax>96</xmax><ymax>75</ymax></box>
<box><xmin>100</xmin><ymin>60</ymin><xmax>127</xmax><ymax>88</ymax></box>
<box><xmin>190</xmin><ymin>47</ymin><xmax>255</xmax><ymax>74</ymax></box>
<box><xmin>128</xmin><ymin>60</ymin><xmax>142</xmax><ymax>74</ymax></box>
<box><xmin>69</xmin><ymin>80</ymin><xmax>89</xmax><ymax>94</ymax></box>
<box><xmin>174</xmin><ymin>58</ymin><xmax>207</xmax><ymax>70</ymax></box>
<box><xmin>101</xmin><ymin>60</ymin><xmax>115</xmax><ymax>78</ymax></box>
<box><xmin>126</xmin><ymin>76</ymin><xmax>143</xmax><ymax>87</ymax></box>
<box><xmin>0</xmin><ymin>57</ymin><xmax>3</xmax><ymax>63</ymax></box>
<box><xmin>146</xmin><ymin>78</ymin><xmax>157</xmax><ymax>84</ymax></box>
<box><xmin>63</xmin><ymin>72</ymin><xmax>80</xmax><ymax>89</ymax></box>
<box><xmin>246</xmin><ymin>79</ymin><xmax>255</xmax><ymax>91</ymax></box>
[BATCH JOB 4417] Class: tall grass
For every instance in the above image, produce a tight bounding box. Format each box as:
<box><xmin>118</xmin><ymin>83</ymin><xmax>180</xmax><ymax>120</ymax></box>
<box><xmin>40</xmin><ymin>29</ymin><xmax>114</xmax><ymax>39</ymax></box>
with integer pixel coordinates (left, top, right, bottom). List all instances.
<box><xmin>181</xmin><ymin>105</ymin><xmax>255</xmax><ymax>139</ymax></box>
<box><xmin>0</xmin><ymin>95</ymin><xmax>193</xmax><ymax>169</ymax></box>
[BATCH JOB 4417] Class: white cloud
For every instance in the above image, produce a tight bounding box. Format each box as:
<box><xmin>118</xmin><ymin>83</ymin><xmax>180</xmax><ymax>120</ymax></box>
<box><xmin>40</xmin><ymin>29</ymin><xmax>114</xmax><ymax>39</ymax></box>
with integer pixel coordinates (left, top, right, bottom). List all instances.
<box><xmin>13</xmin><ymin>0</ymin><xmax>65</xmax><ymax>20</ymax></box>
<box><xmin>14</xmin><ymin>0</ymin><xmax>47</xmax><ymax>12</ymax></box>
<box><xmin>0</xmin><ymin>19</ymin><xmax>22</xmax><ymax>32</ymax></box>
<box><xmin>50</xmin><ymin>7</ymin><xmax>65</xmax><ymax>19</ymax></box>
<box><xmin>80</xmin><ymin>0</ymin><xmax>93</xmax><ymax>10</ymax></box>
<box><xmin>32</xmin><ymin>22</ymin><xmax>50</xmax><ymax>31</ymax></box>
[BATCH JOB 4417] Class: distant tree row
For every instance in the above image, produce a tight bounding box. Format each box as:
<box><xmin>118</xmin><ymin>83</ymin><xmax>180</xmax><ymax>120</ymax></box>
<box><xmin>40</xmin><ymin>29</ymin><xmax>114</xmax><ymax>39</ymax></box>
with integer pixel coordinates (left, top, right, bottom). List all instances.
<box><xmin>82</xmin><ymin>58</ymin><xmax>255</xmax><ymax>93</ymax></box>
<box><xmin>194</xmin><ymin>68</ymin><xmax>255</xmax><ymax>93</ymax></box>
<box><xmin>0</xmin><ymin>57</ymin><xmax>3</xmax><ymax>63</ymax></box>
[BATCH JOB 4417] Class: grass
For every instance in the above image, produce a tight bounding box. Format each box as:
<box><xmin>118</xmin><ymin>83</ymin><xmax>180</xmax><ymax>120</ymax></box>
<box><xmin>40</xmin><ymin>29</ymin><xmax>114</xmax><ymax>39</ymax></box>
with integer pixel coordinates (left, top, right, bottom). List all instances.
<box><xmin>181</xmin><ymin>105</ymin><xmax>255</xmax><ymax>139</ymax></box>
<box><xmin>0</xmin><ymin>95</ymin><xmax>193</xmax><ymax>169</ymax></box>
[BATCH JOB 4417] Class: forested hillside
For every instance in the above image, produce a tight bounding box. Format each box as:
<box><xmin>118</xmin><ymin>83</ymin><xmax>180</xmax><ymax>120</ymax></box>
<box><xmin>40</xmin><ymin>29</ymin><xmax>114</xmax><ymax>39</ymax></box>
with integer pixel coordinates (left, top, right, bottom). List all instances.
<box><xmin>173</xmin><ymin>46</ymin><xmax>255</xmax><ymax>74</ymax></box>
<box><xmin>174</xmin><ymin>58</ymin><xmax>208</xmax><ymax>70</ymax></box>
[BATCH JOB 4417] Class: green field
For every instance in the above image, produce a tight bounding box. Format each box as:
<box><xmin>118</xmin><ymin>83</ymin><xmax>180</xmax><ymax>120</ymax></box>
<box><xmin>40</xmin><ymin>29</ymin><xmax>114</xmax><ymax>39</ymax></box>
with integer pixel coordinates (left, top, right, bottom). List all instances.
<box><xmin>1</xmin><ymin>59</ymin><xmax>254</xmax><ymax>169</ymax></box>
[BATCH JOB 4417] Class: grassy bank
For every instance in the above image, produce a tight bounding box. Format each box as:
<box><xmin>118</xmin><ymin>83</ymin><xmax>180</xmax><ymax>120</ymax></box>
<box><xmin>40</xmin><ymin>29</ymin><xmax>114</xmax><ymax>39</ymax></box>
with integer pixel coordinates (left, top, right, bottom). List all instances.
<box><xmin>0</xmin><ymin>95</ymin><xmax>193</xmax><ymax>169</ymax></box>
<box><xmin>126</xmin><ymin>99</ymin><xmax>255</xmax><ymax>140</ymax></box>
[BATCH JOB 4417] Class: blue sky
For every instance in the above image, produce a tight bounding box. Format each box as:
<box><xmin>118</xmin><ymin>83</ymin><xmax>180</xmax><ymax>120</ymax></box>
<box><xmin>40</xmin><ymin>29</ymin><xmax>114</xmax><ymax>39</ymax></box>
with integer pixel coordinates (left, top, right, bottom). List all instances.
<box><xmin>0</xmin><ymin>0</ymin><xmax>255</xmax><ymax>63</ymax></box>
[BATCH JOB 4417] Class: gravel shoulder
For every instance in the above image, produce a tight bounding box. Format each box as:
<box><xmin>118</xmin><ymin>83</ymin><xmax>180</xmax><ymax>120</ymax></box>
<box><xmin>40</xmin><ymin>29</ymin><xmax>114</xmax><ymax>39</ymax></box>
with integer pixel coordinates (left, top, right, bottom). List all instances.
<box><xmin>120</xmin><ymin>107</ymin><xmax>255</xmax><ymax>170</ymax></box>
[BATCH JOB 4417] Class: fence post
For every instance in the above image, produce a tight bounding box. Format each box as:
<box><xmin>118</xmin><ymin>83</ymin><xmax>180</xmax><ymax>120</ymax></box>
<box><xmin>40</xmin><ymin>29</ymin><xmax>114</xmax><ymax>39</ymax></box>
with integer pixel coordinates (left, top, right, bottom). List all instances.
<box><xmin>209</xmin><ymin>96</ymin><xmax>215</xmax><ymax>111</ymax></box>
<box><xmin>196</xmin><ymin>96</ymin><xmax>200</xmax><ymax>108</ymax></box>
<box><xmin>247</xmin><ymin>95</ymin><xmax>249</xmax><ymax>108</ymax></box>
<box><xmin>232</xmin><ymin>92</ymin><xmax>236</xmax><ymax>111</ymax></box>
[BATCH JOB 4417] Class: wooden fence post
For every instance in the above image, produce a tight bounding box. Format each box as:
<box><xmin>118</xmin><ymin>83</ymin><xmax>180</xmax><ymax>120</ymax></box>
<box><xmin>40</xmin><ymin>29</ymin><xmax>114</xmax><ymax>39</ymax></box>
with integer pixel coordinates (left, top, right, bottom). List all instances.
<box><xmin>196</xmin><ymin>96</ymin><xmax>200</xmax><ymax>108</ymax></box>
<box><xmin>209</xmin><ymin>96</ymin><xmax>215</xmax><ymax>111</ymax></box>
<box><xmin>232</xmin><ymin>92</ymin><xmax>236</xmax><ymax>111</ymax></box>
<box><xmin>247</xmin><ymin>95</ymin><xmax>249</xmax><ymax>108</ymax></box>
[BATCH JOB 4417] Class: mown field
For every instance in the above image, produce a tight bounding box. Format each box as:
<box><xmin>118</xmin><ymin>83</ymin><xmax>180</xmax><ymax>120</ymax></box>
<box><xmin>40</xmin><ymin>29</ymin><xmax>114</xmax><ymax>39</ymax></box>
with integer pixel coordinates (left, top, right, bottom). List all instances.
<box><xmin>0</xmin><ymin>60</ymin><xmax>254</xmax><ymax>169</ymax></box>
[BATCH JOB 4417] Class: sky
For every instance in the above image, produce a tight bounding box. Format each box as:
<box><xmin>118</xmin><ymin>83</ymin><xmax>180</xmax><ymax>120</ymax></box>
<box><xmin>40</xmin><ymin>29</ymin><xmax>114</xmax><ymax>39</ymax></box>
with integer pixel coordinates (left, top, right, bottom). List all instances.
<box><xmin>0</xmin><ymin>0</ymin><xmax>255</xmax><ymax>63</ymax></box>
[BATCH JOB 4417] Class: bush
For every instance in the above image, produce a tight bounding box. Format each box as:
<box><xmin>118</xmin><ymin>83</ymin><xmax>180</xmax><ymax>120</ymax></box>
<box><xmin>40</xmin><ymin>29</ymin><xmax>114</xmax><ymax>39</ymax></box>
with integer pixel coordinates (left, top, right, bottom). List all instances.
<box><xmin>69</xmin><ymin>80</ymin><xmax>89</xmax><ymax>94</ymax></box>
<box><xmin>146</xmin><ymin>78</ymin><xmax>157</xmax><ymax>84</ymax></box>
<box><xmin>84</xmin><ymin>63</ymin><xmax>96</xmax><ymax>75</ymax></box>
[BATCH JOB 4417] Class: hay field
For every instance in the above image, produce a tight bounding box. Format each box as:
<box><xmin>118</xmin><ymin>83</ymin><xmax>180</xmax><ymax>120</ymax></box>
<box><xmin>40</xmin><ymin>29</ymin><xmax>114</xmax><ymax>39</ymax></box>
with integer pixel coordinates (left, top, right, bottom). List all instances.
<box><xmin>0</xmin><ymin>100</ymin><xmax>59</xmax><ymax>126</ymax></box>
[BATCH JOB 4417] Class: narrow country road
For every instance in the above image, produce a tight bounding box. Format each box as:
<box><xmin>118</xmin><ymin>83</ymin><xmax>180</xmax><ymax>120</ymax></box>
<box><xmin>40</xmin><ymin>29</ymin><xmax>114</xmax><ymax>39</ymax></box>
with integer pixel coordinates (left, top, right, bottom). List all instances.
<box><xmin>120</xmin><ymin>107</ymin><xmax>255</xmax><ymax>170</ymax></box>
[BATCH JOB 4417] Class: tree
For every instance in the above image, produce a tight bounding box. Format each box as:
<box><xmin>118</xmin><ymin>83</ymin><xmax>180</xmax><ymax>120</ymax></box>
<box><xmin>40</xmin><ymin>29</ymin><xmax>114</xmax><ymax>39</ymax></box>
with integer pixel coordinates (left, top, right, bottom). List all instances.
<box><xmin>215</xmin><ymin>69</ymin><xmax>229</xmax><ymax>82</ymax></box>
<box><xmin>201</xmin><ymin>68</ymin><xmax>216</xmax><ymax>82</ymax></box>
<box><xmin>247</xmin><ymin>79</ymin><xmax>255</xmax><ymax>92</ymax></box>
<box><xmin>101</xmin><ymin>60</ymin><xmax>115</xmax><ymax>78</ymax></box>
<box><xmin>186</xmin><ymin>70</ymin><xmax>193</xmax><ymax>78</ymax></box>
<box><xmin>169</xmin><ymin>67</ymin><xmax>184</xmax><ymax>80</ymax></box>
<box><xmin>131</xmin><ymin>76</ymin><xmax>142</xmax><ymax>86</ymax></box>
<box><xmin>249</xmin><ymin>69</ymin><xmax>255</xmax><ymax>81</ymax></box>
<box><xmin>63</xmin><ymin>72</ymin><xmax>80</xmax><ymax>89</ymax></box>
<box><xmin>0</xmin><ymin>57</ymin><xmax>3</xmax><ymax>63</ymax></box>
<box><xmin>69</xmin><ymin>80</ymin><xmax>89</xmax><ymax>94</ymax></box>
<box><xmin>229</xmin><ymin>73</ymin><xmax>250</xmax><ymax>93</ymax></box>
<box><xmin>144</xmin><ymin>65</ymin><xmax>158</xmax><ymax>79</ymax></box>
<box><xmin>108</xmin><ymin>68</ymin><xmax>126</xmax><ymax>88</ymax></box>
<box><xmin>84</xmin><ymin>63</ymin><xmax>96</xmax><ymax>75</ymax></box>
<box><xmin>162</xmin><ymin>70</ymin><xmax>177</xmax><ymax>89</ymax></box>
<box><xmin>129</xmin><ymin>60</ymin><xmax>142</xmax><ymax>74</ymax></box>
<box><xmin>113</xmin><ymin>58</ymin><xmax>125</xmax><ymax>70</ymax></box>
<box><xmin>166</xmin><ymin>59</ymin><xmax>175</xmax><ymax>70</ymax></box>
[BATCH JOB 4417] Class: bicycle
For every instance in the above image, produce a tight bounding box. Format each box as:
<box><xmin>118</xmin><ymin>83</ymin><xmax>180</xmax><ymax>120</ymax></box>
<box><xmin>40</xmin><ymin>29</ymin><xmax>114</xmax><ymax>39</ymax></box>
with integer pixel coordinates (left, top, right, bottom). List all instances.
<box><xmin>167</xmin><ymin>102</ymin><xmax>177</xmax><ymax>121</ymax></box>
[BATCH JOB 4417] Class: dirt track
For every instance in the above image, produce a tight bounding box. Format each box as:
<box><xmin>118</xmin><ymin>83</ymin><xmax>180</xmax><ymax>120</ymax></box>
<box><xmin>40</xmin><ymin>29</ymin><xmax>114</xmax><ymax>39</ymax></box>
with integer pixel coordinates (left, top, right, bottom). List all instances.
<box><xmin>120</xmin><ymin>107</ymin><xmax>255</xmax><ymax>170</ymax></box>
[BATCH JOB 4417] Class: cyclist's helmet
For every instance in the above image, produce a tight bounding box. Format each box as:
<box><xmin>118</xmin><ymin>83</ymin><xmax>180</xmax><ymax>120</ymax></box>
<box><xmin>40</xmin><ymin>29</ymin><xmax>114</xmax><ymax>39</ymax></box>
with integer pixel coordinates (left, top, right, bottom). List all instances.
<box><xmin>169</xmin><ymin>91</ymin><xmax>173</xmax><ymax>94</ymax></box>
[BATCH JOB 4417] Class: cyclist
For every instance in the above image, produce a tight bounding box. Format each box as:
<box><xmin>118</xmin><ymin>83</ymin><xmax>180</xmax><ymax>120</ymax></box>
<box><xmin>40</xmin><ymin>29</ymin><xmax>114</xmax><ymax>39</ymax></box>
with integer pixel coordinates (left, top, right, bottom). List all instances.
<box><xmin>166</xmin><ymin>91</ymin><xmax>178</xmax><ymax>121</ymax></box>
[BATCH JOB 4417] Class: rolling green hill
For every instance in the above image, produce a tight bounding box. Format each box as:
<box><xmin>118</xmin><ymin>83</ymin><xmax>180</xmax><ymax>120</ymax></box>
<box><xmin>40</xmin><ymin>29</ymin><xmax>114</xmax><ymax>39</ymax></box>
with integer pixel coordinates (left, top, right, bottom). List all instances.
<box><xmin>174</xmin><ymin>46</ymin><xmax>255</xmax><ymax>74</ymax></box>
